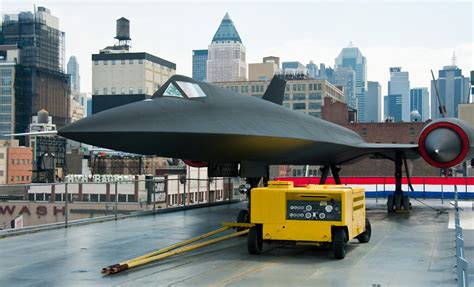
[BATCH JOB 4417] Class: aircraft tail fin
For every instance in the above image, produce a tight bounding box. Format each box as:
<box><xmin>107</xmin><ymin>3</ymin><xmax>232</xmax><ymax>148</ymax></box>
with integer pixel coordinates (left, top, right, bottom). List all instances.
<box><xmin>262</xmin><ymin>76</ymin><xmax>286</xmax><ymax>105</ymax></box>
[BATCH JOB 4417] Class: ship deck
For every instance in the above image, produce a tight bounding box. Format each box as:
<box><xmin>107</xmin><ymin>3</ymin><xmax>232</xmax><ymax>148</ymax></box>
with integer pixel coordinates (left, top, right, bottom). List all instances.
<box><xmin>0</xmin><ymin>199</ymin><xmax>473</xmax><ymax>287</ymax></box>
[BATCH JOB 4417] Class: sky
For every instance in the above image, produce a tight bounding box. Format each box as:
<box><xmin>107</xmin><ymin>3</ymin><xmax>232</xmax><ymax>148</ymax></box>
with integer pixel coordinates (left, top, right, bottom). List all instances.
<box><xmin>1</xmin><ymin>0</ymin><xmax>473</xmax><ymax>97</ymax></box>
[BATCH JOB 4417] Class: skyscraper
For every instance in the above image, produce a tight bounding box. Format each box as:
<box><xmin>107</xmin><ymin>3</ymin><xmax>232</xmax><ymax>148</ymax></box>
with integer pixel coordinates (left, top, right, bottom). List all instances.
<box><xmin>366</xmin><ymin>81</ymin><xmax>381</xmax><ymax>122</ymax></box>
<box><xmin>332</xmin><ymin>67</ymin><xmax>356</xmax><ymax>109</ymax></box>
<box><xmin>335</xmin><ymin>44</ymin><xmax>367</xmax><ymax>122</ymax></box>
<box><xmin>430</xmin><ymin>63</ymin><xmax>470</xmax><ymax>119</ymax></box>
<box><xmin>306</xmin><ymin>61</ymin><xmax>318</xmax><ymax>78</ymax></box>
<box><xmin>410</xmin><ymin>87</ymin><xmax>429</xmax><ymax>121</ymax></box>
<box><xmin>67</xmin><ymin>56</ymin><xmax>80</xmax><ymax>94</ymax></box>
<box><xmin>192</xmin><ymin>49</ymin><xmax>208</xmax><ymax>81</ymax></box>
<box><xmin>207</xmin><ymin>13</ymin><xmax>246</xmax><ymax>83</ymax></box>
<box><xmin>1</xmin><ymin>7</ymin><xmax>71</xmax><ymax>139</ymax></box>
<box><xmin>0</xmin><ymin>46</ymin><xmax>19</xmax><ymax>139</ymax></box>
<box><xmin>388</xmin><ymin>67</ymin><xmax>410</xmax><ymax>121</ymax></box>
<box><xmin>384</xmin><ymin>94</ymin><xmax>402</xmax><ymax>122</ymax></box>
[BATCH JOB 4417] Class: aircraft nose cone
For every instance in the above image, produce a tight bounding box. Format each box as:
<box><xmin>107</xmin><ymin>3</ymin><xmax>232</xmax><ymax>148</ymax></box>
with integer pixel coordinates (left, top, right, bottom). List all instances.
<box><xmin>424</xmin><ymin>128</ymin><xmax>462</xmax><ymax>163</ymax></box>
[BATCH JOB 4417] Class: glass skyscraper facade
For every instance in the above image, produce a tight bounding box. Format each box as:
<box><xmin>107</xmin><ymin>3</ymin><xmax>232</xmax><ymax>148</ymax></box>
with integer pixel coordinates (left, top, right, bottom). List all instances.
<box><xmin>192</xmin><ymin>49</ymin><xmax>208</xmax><ymax>81</ymax></box>
<box><xmin>335</xmin><ymin>46</ymin><xmax>367</xmax><ymax>122</ymax></box>
<box><xmin>366</xmin><ymin>81</ymin><xmax>381</xmax><ymax>122</ymax></box>
<box><xmin>388</xmin><ymin>67</ymin><xmax>410</xmax><ymax>122</ymax></box>
<box><xmin>430</xmin><ymin>65</ymin><xmax>470</xmax><ymax>119</ymax></box>
<box><xmin>384</xmin><ymin>94</ymin><xmax>402</xmax><ymax>122</ymax></box>
<box><xmin>410</xmin><ymin>87</ymin><xmax>429</xmax><ymax>121</ymax></box>
<box><xmin>67</xmin><ymin>56</ymin><xmax>80</xmax><ymax>94</ymax></box>
<box><xmin>0</xmin><ymin>63</ymin><xmax>15</xmax><ymax>139</ymax></box>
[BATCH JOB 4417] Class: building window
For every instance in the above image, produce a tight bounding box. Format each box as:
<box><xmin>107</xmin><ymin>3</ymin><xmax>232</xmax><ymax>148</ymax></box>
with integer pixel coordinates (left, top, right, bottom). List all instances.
<box><xmin>362</xmin><ymin>128</ymin><xmax>368</xmax><ymax>136</ymax></box>
<box><xmin>121</xmin><ymin>87</ymin><xmax>125</xmax><ymax>94</ymax></box>
<box><xmin>10</xmin><ymin>176</ymin><xmax>13</xmax><ymax>182</ymax></box>
<box><xmin>409</xmin><ymin>128</ymin><xmax>415</xmax><ymax>135</ymax></box>
<box><xmin>293</xmin><ymin>93</ymin><xmax>305</xmax><ymax>101</ymax></box>
<box><xmin>94</xmin><ymin>61</ymin><xmax>98</xmax><ymax>65</ymax></box>
<box><xmin>103</xmin><ymin>60</ymin><xmax>108</xmax><ymax>65</ymax></box>
<box><xmin>138</xmin><ymin>59</ymin><xmax>143</xmax><ymax>64</ymax></box>
<box><xmin>309</xmin><ymin>102</ymin><xmax>321</xmax><ymax>110</ymax></box>
<box><xmin>129</xmin><ymin>59</ymin><xmax>133</xmax><ymax>64</ymax></box>
<box><xmin>21</xmin><ymin>176</ymin><xmax>24</xmax><ymax>181</ymax></box>
<box><xmin>0</xmin><ymin>153</ymin><xmax>3</xmax><ymax>159</ymax></box>
<box><xmin>138</xmin><ymin>88</ymin><xmax>143</xmax><ymax>94</ymax></box>
<box><xmin>129</xmin><ymin>87</ymin><xmax>134</xmax><ymax>94</ymax></box>
<box><xmin>293</xmin><ymin>103</ymin><xmax>306</xmax><ymax>110</ymax></box>
<box><xmin>121</xmin><ymin>59</ymin><xmax>125</xmax><ymax>65</ymax></box>
<box><xmin>94</xmin><ymin>88</ymin><xmax>99</xmax><ymax>95</ymax></box>
<box><xmin>11</xmin><ymin>159</ymin><xmax>14</xmax><ymax>165</ymax></box>
<box><xmin>103</xmin><ymin>87</ymin><xmax>108</xmax><ymax>95</ymax></box>
<box><xmin>0</xmin><ymin>170</ymin><xmax>3</xmax><ymax>176</ymax></box>
<box><xmin>309</xmin><ymin>93</ymin><xmax>321</xmax><ymax>100</ymax></box>
<box><xmin>111</xmin><ymin>87</ymin><xmax>116</xmax><ymax>95</ymax></box>
<box><xmin>22</xmin><ymin>159</ymin><xmax>25</xmax><ymax>164</ymax></box>
<box><xmin>112</xmin><ymin>60</ymin><xmax>116</xmax><ymax>65</ymax></box>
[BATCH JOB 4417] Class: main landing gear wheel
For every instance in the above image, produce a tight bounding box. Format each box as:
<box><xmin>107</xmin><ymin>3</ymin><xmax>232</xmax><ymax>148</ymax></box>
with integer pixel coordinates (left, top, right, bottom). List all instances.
<box><xmin>236</xmin><ymin>209</ymin><xmax>249</xmax><ymax>232</ymax></box>
<box><xmin>356</xmin><ymin>218</ymin><xmax>371</xmax><ymax>243</ymax></box>
<box><xmin>247</xmin><ymin>225</ymin><xmax>263</xmax><ymax>255</ymax></box>
<box><xmin>332</xmin><ymin>228</ymin><xmax>347</xmax><ymax>259</ymax></box>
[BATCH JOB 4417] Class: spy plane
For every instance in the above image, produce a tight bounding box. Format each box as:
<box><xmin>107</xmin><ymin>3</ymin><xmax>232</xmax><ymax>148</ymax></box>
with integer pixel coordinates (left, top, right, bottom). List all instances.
<box><xmin>11</xmin><ymin>75</ymin><xmax>474</xmax><ymax>212</ymax></box>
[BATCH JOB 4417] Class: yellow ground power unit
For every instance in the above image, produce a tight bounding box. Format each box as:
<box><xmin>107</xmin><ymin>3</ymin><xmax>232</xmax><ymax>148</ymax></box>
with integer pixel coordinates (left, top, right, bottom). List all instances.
<box><xmin>248</xmin><ymin>181</ymin><xmax>371</xmax><ymax>259</ymax></box>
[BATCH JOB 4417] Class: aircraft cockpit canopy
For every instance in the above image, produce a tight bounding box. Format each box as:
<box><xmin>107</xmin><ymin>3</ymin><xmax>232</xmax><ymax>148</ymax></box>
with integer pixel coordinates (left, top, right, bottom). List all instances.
<box><xmin>162</xmin><ymin>81</ymin><xmax>206</xmax><ymax>99</ymax></box>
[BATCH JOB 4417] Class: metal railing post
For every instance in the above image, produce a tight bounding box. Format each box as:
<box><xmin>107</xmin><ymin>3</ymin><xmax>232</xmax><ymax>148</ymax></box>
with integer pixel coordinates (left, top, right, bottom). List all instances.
<box><xmin>64</xmin><ymin>183</ymin><xmax>68</xmax><ymax>228</ymax></box>
<box><xmin>115</xmin><ymin>181</ymin><xmax>118</xmax><ymax>220</ymax></box>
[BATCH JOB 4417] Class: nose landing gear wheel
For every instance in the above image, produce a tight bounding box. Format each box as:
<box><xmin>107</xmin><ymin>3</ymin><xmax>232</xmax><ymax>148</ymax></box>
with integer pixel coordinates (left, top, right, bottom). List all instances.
<box><xmin>247</xmin><ymin>225</ymin><xmax>263</xmax><ymax>254</ymax></box>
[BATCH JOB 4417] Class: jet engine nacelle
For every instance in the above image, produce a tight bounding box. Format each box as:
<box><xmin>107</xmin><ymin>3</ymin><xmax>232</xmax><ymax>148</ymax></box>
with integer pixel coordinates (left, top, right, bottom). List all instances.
<box><xmin>418</xmin><ymin>118</ymin><xmax>474</xmax><ymax>168</ymax></box>
<box><xmin>182</xmin><ymin>160</ymin><xmax>208</xmax><ymax>168</ymax></box>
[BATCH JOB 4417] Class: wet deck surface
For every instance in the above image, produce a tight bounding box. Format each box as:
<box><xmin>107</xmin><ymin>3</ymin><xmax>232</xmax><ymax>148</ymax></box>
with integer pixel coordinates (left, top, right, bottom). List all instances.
<box><xmin>0</xmin><ymin>199</ymin><xmax>473</xmax><ymax>287</ymax></box>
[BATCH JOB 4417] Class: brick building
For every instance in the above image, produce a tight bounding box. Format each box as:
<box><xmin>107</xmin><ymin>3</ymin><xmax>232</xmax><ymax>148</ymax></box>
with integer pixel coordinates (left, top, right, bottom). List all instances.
<box><xmin>0</xmin><ymin>140</ymin><xmax>33</xmax><ymax>184</ymax></box>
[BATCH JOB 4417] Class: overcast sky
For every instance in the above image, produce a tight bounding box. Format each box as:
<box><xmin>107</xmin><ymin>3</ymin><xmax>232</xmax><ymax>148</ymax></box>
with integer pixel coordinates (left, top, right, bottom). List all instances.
<box><xmin>1</xmin><ymin>0</ymin><xmax>473</xmax><ymax>97</ymax></box>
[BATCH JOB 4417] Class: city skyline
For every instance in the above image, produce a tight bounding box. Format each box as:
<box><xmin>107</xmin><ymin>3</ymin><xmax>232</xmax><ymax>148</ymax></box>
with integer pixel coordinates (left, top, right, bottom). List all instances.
<box><xmin>1</xmin><ymin>1</ymin><xmax>472</xmax><ymax>99</ymax></box>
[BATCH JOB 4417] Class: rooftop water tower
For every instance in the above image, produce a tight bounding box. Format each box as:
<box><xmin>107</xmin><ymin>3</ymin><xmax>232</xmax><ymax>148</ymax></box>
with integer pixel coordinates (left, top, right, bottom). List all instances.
<box><xmin>115</xmin><ymin>17</ymin><xmax>131</xmax><ymax>48</ymax></box>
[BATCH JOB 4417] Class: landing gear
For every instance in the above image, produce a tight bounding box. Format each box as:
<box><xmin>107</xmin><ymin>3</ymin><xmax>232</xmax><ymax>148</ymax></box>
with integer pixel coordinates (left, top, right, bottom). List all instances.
<box><xmin>387</xmin><ymin>152</ymin><xmax>411</xmax><ymax>212</ymax></box>
<box><xmin>320</xmin><ymin>164</ymin><xmax>342</xmax><ymax>184</ymax></box>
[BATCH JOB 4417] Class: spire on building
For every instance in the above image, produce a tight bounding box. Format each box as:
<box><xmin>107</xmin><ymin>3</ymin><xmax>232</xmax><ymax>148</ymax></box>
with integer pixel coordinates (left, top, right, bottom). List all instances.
<box><xmin>211</xmin><ymin>12</ymin><xmax>242</xmax><ymax>44</ymax></box>
<box><xmin>451</xmin><ymin>51</ymin><xmax>457</xmax><ymax>66</ymax></box>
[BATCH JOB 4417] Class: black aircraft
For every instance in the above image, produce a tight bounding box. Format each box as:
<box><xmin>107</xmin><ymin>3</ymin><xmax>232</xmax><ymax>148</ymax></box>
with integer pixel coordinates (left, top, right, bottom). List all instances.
<box><xmin>13</xmin><ymin>75</ymin><xmax>474</xmax><ymax>212</ymax></box>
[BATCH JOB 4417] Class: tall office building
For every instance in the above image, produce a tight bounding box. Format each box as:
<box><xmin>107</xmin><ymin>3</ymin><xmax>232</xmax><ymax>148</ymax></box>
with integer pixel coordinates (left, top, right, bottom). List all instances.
<box><xmin>192</xmin><ymin>49</ymin><xmax>208</xmax><ymax>81</ymax></box>
<box><xmin>384</xmin><ymin>94</ymin><xmax>402</xmax><ymax>122</ymax></box>
<box><xmin>67</xmin><ymin>56</ymin><xmax>80</xmax><ymax>94</ymax></box>
<box><xmin>207</xmin><ymin>13</ymin><xmax>246</xmax><ymax>82</ymax></box>
<box><xmin>388</xmin><ymin>67</ymin><xmax>410</xmax><ymax>121</ymax></box>
<box><xmin>335</xmin><ymin>44</ymin><xmax>367</xmax><ymax>122</ymax></box>
<box><xmin>410</xmin><ymin>87</ymin><xmax>429</xmax><ymax>121</ymax></box>
<box><xmin>430</xmin><ymin>63</ymin><xmax>470</xmax><ymax>119</ymax></box>
<box><xmin>366</xmin><ymin>81</ymin><xmax>382</xmax><ymax>122</ymax></box>
<box><xmin>92</xmin><ymin>18</ymin><xmax>176</xmax><ymax>114</ymax></box>
<box><xmin>306</xmin><ymin>61</ymin><xmax>318</xmax><ymax>78</ymax></box>
<box><xmin>332</xmin><ymin>67</ymin><xmax>356</xmax><ymax>109</ymax></box>
<box><xmin>0</xmin><ymin>7</ymin><xmax>71</xmax><ymax>140</ymax></box>
<box><xmin>0</xmin><ymin>46</ymin><xmax>19</xmax><ymax>139</ymax></box>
